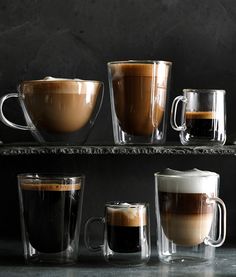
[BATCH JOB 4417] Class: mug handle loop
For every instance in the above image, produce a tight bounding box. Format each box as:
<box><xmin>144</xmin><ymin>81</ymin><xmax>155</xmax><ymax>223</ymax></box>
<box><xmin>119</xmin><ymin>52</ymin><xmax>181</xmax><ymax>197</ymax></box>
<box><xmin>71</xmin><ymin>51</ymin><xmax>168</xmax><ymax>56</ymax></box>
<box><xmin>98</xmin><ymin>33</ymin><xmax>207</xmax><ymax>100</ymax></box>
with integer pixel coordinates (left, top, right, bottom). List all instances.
<box><xmin>84</xmin><ymin>216</ymin><xmax>104</xmax><ymax>252</ymax></box>
<box><xmin>170</xmin><ymin>95</ymin><xmax>187</xmax><ymax>131</ymax></box>
<box><xmin>204</xmin><ymin>197</ymin><xmax>227</xmax><ymax>247</ymax></box>
<box><xmin>0</xmin><ymin>93</ymin><xmax>33</xmax><ymax>131</ymax></box>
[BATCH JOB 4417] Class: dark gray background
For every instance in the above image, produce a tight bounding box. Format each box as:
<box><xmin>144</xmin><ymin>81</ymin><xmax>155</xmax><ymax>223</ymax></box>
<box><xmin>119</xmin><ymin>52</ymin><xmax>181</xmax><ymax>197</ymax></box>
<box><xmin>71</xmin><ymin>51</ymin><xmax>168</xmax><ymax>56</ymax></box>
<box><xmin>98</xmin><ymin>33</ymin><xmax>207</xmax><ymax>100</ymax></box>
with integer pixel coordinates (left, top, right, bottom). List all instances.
<box><xmin>0</xmin><ymin>0</ymin><xmax>236</xmax><ymax>244</ymax></box>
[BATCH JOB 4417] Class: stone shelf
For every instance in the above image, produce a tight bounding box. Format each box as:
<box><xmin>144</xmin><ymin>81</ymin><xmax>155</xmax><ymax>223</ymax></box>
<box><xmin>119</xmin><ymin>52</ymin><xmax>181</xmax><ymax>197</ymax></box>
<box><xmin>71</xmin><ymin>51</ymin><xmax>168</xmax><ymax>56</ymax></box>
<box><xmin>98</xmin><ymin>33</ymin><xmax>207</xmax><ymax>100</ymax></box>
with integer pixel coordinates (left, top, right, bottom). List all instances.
<box><xmin>0</xmin><ymin>143</ymin><xmax>235</xmax><ymax>155</ymax></box>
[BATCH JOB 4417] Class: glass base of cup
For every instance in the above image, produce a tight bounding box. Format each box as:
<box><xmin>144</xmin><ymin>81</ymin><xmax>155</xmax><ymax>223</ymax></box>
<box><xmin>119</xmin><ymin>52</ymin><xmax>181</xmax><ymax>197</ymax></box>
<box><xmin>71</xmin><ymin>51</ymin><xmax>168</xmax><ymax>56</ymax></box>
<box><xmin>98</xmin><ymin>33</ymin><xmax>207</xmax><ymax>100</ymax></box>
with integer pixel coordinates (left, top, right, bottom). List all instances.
<box><xmin>159</xmin><ymin>254</ymin><xmax>213</xmax><ymax>265</ymax></box>
<box><xmin>113</xmin><ymin>127</ymin><xmax>166</xmax><ymax>145</ymax></box>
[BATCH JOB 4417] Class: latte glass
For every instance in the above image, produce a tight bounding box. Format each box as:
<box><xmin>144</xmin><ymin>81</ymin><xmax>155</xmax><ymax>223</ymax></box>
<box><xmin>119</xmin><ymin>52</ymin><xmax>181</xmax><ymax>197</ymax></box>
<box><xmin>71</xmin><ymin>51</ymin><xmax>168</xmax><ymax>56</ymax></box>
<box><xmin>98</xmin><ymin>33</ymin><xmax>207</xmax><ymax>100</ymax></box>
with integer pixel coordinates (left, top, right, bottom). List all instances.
<box><xmin>18</xmin><ymin>174</ymin><xmax>85</xmax><ymax>264</ymax></box>
<box><xmin>84</xmin><ymin>202</ymin><xmax>150</xmax><ymax>266</ymax></box>
<box><xmin>170</xmin><ymin>89</ymin><xmax>226</xmax><ymax>145</ymax></box>
<box><xmin>108</xmin><ymin>60</ymin><xmax>172</xmax><ymax>144</ymax></box>
<box><xmin>155</xmin><ymin>169</ymin><xmax>226</xmax><ymax>264</ymax></box>
<box><xmin>0</xmin><ymin>77</ymin><xmax>104</xmax><ymax>144</ymax></box>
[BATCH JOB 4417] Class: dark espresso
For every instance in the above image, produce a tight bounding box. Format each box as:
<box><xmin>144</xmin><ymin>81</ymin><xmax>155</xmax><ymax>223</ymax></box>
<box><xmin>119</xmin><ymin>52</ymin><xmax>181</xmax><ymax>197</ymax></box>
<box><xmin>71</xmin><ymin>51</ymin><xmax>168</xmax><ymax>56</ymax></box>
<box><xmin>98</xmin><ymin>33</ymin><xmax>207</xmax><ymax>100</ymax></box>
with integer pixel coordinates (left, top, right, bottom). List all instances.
<box><xmin>158</xmin><ymin>191</ymin><xmax>214</xmax><ymax>246</ymax></box>
<box><xmin>185</xmin><ymin>111</ymin><xmax>218</xmax><ymax>138</ymax></box>
<box><xmin>107</xmin><ymin>225</ymin><xmax>146</xmax><ymax>253</ymax></box>
<box><xmin>107</xmin><ymin>206</ymin><xmax>147</xmax><ymax>253</ymax></box>
<box><xmin>21</xmin><ymin>183</ymin><xmax>81</xmax><ymax>253</ymax></box>
<box><xmin>110</xmin><ymin>63</ymin><xmax>168</xmax><ymax>136</ymax></box>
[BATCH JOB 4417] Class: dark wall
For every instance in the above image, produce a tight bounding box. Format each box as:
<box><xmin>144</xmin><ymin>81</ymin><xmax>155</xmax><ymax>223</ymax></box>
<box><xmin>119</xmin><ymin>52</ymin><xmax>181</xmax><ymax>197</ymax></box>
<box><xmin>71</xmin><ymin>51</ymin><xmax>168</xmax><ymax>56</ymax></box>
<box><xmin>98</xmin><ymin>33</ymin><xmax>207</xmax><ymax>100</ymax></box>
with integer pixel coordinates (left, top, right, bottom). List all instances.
<box><xmin>0</xmin><ymin>0</ymin><xmax>236</xmax><ymax>243</ymax></box>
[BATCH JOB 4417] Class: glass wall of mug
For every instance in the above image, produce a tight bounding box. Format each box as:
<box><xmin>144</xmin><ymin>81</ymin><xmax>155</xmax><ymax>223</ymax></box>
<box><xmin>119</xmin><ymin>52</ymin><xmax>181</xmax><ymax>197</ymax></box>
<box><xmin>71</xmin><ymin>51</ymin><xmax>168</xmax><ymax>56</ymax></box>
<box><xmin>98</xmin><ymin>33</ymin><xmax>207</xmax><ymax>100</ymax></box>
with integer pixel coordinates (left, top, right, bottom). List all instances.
<box><xmin>154</xmin><ymin>169</ymin><xmax>226</xmax><ymax>264</ymax></box>
<box><xmin>18</xmin><ymin>174</ymin><xmax>85</xmax><ymax>264</ymax></box>
<box><xmin>0</xmin><ymin>77</ymin><xmax>104</xmax><ymax>144</ymax></box>
<box><xmin>108</xmin><ymin>60</ymin><xmax>172</xmax><ymax>144</ymax></box>
<box><xmin>170</xmin><ymin>89</ymin><xmax>226</xmax><ymax>145</ymax></box>
<box><xmin>84</xmin><ymin>202</ymin><xmax>150</xmax><ymax>266</ymax></box>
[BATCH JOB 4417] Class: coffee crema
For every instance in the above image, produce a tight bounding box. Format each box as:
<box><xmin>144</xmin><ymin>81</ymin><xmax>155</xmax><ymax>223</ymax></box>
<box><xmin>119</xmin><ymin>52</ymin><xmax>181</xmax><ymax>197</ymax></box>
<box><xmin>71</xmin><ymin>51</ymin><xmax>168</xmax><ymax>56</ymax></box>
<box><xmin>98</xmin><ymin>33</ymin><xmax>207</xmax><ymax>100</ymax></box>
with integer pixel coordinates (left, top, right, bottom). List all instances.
<box><xmin>110</xmin><ymin>63</ymin><xmax>168</xmax><ymax>136</ymax></box>
<box><xmin>107</xmin><ymin>204</ymin><xmax>147</xmax><ymax>253</ymax></box>
<box><xmin>20</xmin><ymin>77</ymin><xmax>102</xmax><ymax>133</ymax></box>
<box><xmin>157</xmin><ymin>169</ymin><xmax>218</xmax><ymax>246</ymax></box>
<box><xmin>21</xmin><ymin>182</ymin><xmax>82</xmax><ymax>253</ymax></box>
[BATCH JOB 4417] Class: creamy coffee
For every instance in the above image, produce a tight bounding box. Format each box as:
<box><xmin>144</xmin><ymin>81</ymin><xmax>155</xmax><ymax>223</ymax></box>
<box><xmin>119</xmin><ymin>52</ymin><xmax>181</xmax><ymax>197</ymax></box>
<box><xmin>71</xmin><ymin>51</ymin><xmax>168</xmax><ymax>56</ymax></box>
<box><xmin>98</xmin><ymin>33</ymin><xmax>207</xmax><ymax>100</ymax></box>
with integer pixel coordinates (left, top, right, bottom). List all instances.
<box><xmin>109</xmin><ymin>63</ymin><xmax>169</xmax><ymax>136</ymax></box>
<box><xmin>20</xmin><ymin>77</ymin><xmax>102</xmax><ymax>133</ymax></box>
<box><xmin>107</xmin><ymin>203</ymin><xmax>147</xmax><ymax>253</ymax></box>
<box><xmin>158</xmin><ymin>169</ymin><xmax>218</xmax><ymax>246</ymax></box>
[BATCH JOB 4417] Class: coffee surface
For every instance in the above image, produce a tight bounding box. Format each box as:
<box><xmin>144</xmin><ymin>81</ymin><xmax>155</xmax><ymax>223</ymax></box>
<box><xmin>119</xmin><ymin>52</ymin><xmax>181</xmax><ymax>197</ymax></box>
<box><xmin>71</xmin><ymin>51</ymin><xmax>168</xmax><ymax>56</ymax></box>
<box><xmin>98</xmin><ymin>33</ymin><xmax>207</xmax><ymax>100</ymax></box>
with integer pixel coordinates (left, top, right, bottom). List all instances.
<box><xmin>20</xmin><ymin>79</ymin><xmax>101</xmax><ymax>133</ymax></box>
<box><xmin>110</xmin><ymin>63</ymin><xmax>168</xmax><ymax>136</ymax></box>
<box><xmin>21</xmin><ymin>183</ymin><xmax>81</xmax><ymax>253</ymax></box>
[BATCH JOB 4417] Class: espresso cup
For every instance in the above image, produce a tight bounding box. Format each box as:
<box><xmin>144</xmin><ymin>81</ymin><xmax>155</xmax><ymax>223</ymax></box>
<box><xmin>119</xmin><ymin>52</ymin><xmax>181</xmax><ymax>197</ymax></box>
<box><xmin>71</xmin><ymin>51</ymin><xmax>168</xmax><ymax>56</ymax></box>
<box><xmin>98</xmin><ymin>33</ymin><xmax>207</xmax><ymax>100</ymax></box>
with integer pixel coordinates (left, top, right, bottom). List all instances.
<box><xmin>108</xmin><ymin>60</ymin><xmax>172</xmax><ymax>144</ymax></box>
<box><xmin>84</xmin><ymin>202</ymin><xmax>150</xmax><ymax>266</ymax></box>
<box><xmin>155</xmin><ymin>168</ymin><xmax>226</xmax><ymax>264</ymax></box>
<box><xmin>0</xmin><ymin>77</ymin><xmax>104</xmax><ymax>144</ymax></box>
<box><xmin>170</xmin><ymin>89</ymin><xmax>226</xmax><ymax>145</ymax></box>
<box><xmin>18</xmin><ymin>174</ymin><xmax>85</xmax><ymax>264</ymax></box>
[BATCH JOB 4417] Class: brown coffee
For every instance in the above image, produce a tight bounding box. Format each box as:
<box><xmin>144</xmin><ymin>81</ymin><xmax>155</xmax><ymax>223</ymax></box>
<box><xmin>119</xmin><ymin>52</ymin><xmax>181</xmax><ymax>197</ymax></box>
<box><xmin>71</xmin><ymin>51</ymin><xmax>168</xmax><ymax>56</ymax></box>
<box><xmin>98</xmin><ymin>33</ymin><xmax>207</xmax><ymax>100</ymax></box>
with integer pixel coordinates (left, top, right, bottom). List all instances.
<box><xmin>20</xmin><ymin>79</ymin><xmax>102</xmax><ymax>133</ymax></box>
<box><xmin>159</xmin><ymin>191</ymin><xmax>214</xmax><ymax>246</ymax></box>
<box><xmin>110</xmin><ymin>63</ymin><xmax>168</xmax><ymax>136</ymax></box>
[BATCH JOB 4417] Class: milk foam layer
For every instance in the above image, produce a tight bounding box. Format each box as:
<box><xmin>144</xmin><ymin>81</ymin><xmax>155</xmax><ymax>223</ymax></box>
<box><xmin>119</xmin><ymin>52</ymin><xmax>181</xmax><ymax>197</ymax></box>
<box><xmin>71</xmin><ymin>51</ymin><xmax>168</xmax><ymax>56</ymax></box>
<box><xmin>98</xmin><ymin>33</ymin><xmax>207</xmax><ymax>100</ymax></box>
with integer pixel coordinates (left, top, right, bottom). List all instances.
<box><xmin>107</xmin><ymin>203</ymin><xmax>147</xmax><ymax>227</ymax></box>
<box><xmin>157</xmin><ymin>168</ymin><xmax>218</xmax><ymax>194</ymax></box>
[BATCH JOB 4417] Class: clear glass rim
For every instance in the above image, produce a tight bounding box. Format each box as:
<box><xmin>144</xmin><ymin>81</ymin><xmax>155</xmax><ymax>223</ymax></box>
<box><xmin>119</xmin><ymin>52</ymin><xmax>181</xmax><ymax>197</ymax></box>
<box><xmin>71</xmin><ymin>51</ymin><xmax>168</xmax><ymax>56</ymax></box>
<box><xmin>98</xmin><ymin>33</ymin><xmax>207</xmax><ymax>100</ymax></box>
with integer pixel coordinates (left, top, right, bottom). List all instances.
<box><xmin>21</xmin><ymin>79</ymin><xmax>103</xmax><ymax>85</ymax></box>
<box><xmin>106</xmin><ymin>201</ymin><xmax>148</xmax><ymax>208</ymax></box>
<box><xmin>183</xmin><ymin>89</ymin><xmax>226</xmax><ymax>94</ymax></box>
<box><xmin>154</xmin><ymin>172</ymin><xmax>219</xmax><ymax>178</ymax></box>
<box><xmin>17</xmin><ymin>173</ymin><xmax>85</xmax><ymax>181</ymax></box>
<box><xmin>107</xmin><ymin>60</ymin><xmax>172</xmax><ymax>66</ymax></box>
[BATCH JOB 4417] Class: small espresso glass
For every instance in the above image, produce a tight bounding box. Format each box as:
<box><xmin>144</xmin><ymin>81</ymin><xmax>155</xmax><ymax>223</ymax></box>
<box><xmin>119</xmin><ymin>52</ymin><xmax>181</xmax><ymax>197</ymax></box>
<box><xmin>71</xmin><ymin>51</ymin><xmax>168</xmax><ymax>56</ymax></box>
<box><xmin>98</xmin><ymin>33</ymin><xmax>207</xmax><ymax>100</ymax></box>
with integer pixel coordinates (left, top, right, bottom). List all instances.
<box><xmin>18</xmin><ymin>174</ymin><xmax>85</xmax><ymax>264</ymax></box>
<box><xmin>0</xmin><ymin>77</ymin><xmax>104</xmax><ymax>144</ymax></box>
<box><xmin>170</xmin><ymin>89</ymin><xmax>226</xmax><ymax>145</ymax></box>
<box><xmin>84</xmin><ymin>202</ymin><xmax>150</xmax><ymax>266</ymax></box>
<box><xmin>108</xmin><ymin>60</ymin><xmax>172</xmax><ymax>144</ymax></box>
<box><xmin>155</xmin><ymin>168</ymin><xmax>226</xmax><ymax>264</ymax></box>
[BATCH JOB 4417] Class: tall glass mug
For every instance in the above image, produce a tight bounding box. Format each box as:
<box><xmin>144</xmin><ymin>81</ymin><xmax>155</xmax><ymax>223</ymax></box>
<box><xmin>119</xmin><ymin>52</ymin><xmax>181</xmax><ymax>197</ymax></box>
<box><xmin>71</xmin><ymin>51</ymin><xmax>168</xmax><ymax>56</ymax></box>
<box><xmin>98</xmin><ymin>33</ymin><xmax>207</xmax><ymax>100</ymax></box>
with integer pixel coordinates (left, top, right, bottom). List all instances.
<box><xmin>155</xmin><ymin>169</ymin><xmax>226</xmax><ymax>264</ymax></box>
<box><xmin>84</xmin><ymin>202</ymin><xmax>150</xmax><ymax>266</ymax></box>
<box><xmin>18</xmin><ymin>174</ymin><xmax>85</xmax><ymax>264</ymax></box>
<box><xmin>170</xmin><ymin>89</ymin><xmax>226</xmax><ymax>145</ymax></box>
<box><xmin>0</xmin><ymin>77</ymin><xmax>104</xmax><ymax>144</ymax></box>
<box><xmin>108</xmin><ymin>60</ymin><xmax>172</xmax><ymax>144</ymax></box>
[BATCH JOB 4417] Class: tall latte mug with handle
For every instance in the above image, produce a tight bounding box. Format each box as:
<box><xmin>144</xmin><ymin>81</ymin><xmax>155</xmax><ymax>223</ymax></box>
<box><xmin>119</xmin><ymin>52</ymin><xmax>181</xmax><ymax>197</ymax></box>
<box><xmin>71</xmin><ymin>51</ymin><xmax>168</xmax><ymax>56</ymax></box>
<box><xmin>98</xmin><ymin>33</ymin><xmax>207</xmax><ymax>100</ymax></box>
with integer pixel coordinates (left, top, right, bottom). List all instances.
<box><xmin>155</xmin><ymin>168</ymin><xmax>226</xmax><ymax>264</ymax></box>
<box><xmin>170</xmin><ymin>89</ymin><xmax>226</xmax><ymax>145</ymax></box>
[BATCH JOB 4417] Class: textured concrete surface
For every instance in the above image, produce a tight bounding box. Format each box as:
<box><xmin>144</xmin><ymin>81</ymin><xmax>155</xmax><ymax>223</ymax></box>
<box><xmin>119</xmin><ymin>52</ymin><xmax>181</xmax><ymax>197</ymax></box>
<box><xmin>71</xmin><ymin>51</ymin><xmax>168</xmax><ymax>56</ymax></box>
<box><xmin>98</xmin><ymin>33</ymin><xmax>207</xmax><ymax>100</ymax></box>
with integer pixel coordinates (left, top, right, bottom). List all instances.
<box><xmin>0</xmin><ymin>240</ymin><xmax>236</xmax><ymax>276</ymax></box>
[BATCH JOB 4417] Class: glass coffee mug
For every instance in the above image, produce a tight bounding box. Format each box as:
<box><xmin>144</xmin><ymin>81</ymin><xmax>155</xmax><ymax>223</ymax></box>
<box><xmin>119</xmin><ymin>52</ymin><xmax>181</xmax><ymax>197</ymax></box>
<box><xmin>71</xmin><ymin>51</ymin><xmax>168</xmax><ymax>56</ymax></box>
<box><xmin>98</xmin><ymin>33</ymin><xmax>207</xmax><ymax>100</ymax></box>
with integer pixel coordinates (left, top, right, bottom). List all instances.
<box><xmin>18</xmin><ymin>174</ymin><xmax>85</xmax><ymax>264</ymax></box>
<box><xmin>108</xmin><ymin>60</ymin><xmax>172</xmax><ymax>144</ymax></box>
<box><xmin>155</xmin><ymin>168</ymin><xmax>226</xmax><ymax>264</ymax></box>
<box><xmin>170</xmin><ymin>89</ymin><xmax>226</xmax><ymax>145</ymax></box>
<box><xmin>0</xmin><ymin>77</ymin><xmax>104</xmax><ymax>144</ymax></box>
<box><xmin>84</xmin><ymin>202</ymin><xmax>150</xmax><ymax>266</ymax></box>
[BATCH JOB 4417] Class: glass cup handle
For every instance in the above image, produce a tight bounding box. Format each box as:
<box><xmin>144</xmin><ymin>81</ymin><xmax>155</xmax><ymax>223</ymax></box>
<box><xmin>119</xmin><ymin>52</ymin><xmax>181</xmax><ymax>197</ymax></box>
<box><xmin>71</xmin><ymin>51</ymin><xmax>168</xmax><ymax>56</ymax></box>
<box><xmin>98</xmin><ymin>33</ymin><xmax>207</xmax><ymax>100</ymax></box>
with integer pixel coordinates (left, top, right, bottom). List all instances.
<box><xmin>204</xmin><ymin>197</ymin><xmax>227</xmax><ymax>247</ymax></box>
<box><xmin>84</xmin><ymin>216</ymin><xmax>104</xmax><ymax>252</ymax></box>
<box><xmin>170</xmin><ymin>95</ymin><xmax>187</xmax><ymax>131</ymax></box>
<box><xmin>0</xmin><ymin>93</ymin><xmax>33</xmax><ymax>131</ymax></box>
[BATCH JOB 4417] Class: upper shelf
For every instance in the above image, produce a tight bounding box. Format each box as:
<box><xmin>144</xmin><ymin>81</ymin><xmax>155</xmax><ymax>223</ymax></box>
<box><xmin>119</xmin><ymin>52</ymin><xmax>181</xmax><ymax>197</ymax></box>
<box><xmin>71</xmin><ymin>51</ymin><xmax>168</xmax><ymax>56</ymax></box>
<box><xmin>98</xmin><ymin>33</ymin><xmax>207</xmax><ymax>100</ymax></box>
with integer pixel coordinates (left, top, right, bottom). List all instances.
<box><xmin>0</xmin><ymin>143</ymin><xmax>236</xmax><ymax>156</ymax></box>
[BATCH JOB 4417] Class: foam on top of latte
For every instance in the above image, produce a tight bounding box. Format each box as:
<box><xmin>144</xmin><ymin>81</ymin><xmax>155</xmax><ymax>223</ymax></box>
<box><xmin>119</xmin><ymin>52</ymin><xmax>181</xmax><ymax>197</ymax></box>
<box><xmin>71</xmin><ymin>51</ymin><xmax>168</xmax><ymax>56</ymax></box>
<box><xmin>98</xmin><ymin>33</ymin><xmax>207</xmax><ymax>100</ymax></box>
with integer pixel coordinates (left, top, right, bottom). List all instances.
<box><xmin>107</xmin><ymin>203</ymin><xmax>147</xmax><ymax>227</ymax></box>
<box><xmin>157</xmin><ymin>168</ymin><xmax>218</xmax><ymax>194</ymax></box>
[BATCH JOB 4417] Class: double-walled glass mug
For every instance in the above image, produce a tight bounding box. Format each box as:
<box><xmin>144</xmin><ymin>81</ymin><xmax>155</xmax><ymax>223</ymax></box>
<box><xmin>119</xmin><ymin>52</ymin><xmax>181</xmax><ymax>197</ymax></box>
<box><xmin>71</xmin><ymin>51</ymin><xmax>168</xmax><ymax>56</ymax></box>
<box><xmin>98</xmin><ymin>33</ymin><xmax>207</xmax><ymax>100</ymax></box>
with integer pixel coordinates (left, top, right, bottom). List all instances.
<box><xmin>108</xmin><ymin>60</ymin><xmax>172</xmax><ymax>144</ymax></box>
<box><xmin>18</xmin><ymin>174</ymin><xmax>85</xmax><ymax>264</ymax></box>
<box><xmin>155</xmin><ymin>168</ymin><xmax>226</xmax><ymax>264</ymax></box>
<box><xmin>0</xmin><ymin>77</ymin><xmax>104</xmax><ymax>144</ymax></box>
<box><xmin>170</xmin><ymin>89</ymin><xmax>226</xmax><ymax>145</ymax></box>
<box><xmin>84</xmin><ymin>202</ymin><xmax>150</xmax><ymax>266</ymax></box>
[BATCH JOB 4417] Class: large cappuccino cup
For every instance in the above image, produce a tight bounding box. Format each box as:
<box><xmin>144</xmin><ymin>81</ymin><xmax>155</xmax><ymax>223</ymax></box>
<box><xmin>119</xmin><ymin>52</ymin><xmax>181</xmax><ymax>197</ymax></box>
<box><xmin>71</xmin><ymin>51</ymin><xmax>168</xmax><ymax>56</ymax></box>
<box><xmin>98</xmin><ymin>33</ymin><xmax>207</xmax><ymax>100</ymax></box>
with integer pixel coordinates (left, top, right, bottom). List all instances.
<box><xmin>155</xmin><ymin>168</ymin><xmax>226</xmax><ymax>264</ymax></box>
<box><xmin>108</xmin><ymin>60</ymin><xmax>172</xmax><ymax>144</ymax></box>
<box><xmin>0</xmin><ymin>77</ymin><xmax>104</xmax><ymax>144</ymax></box>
